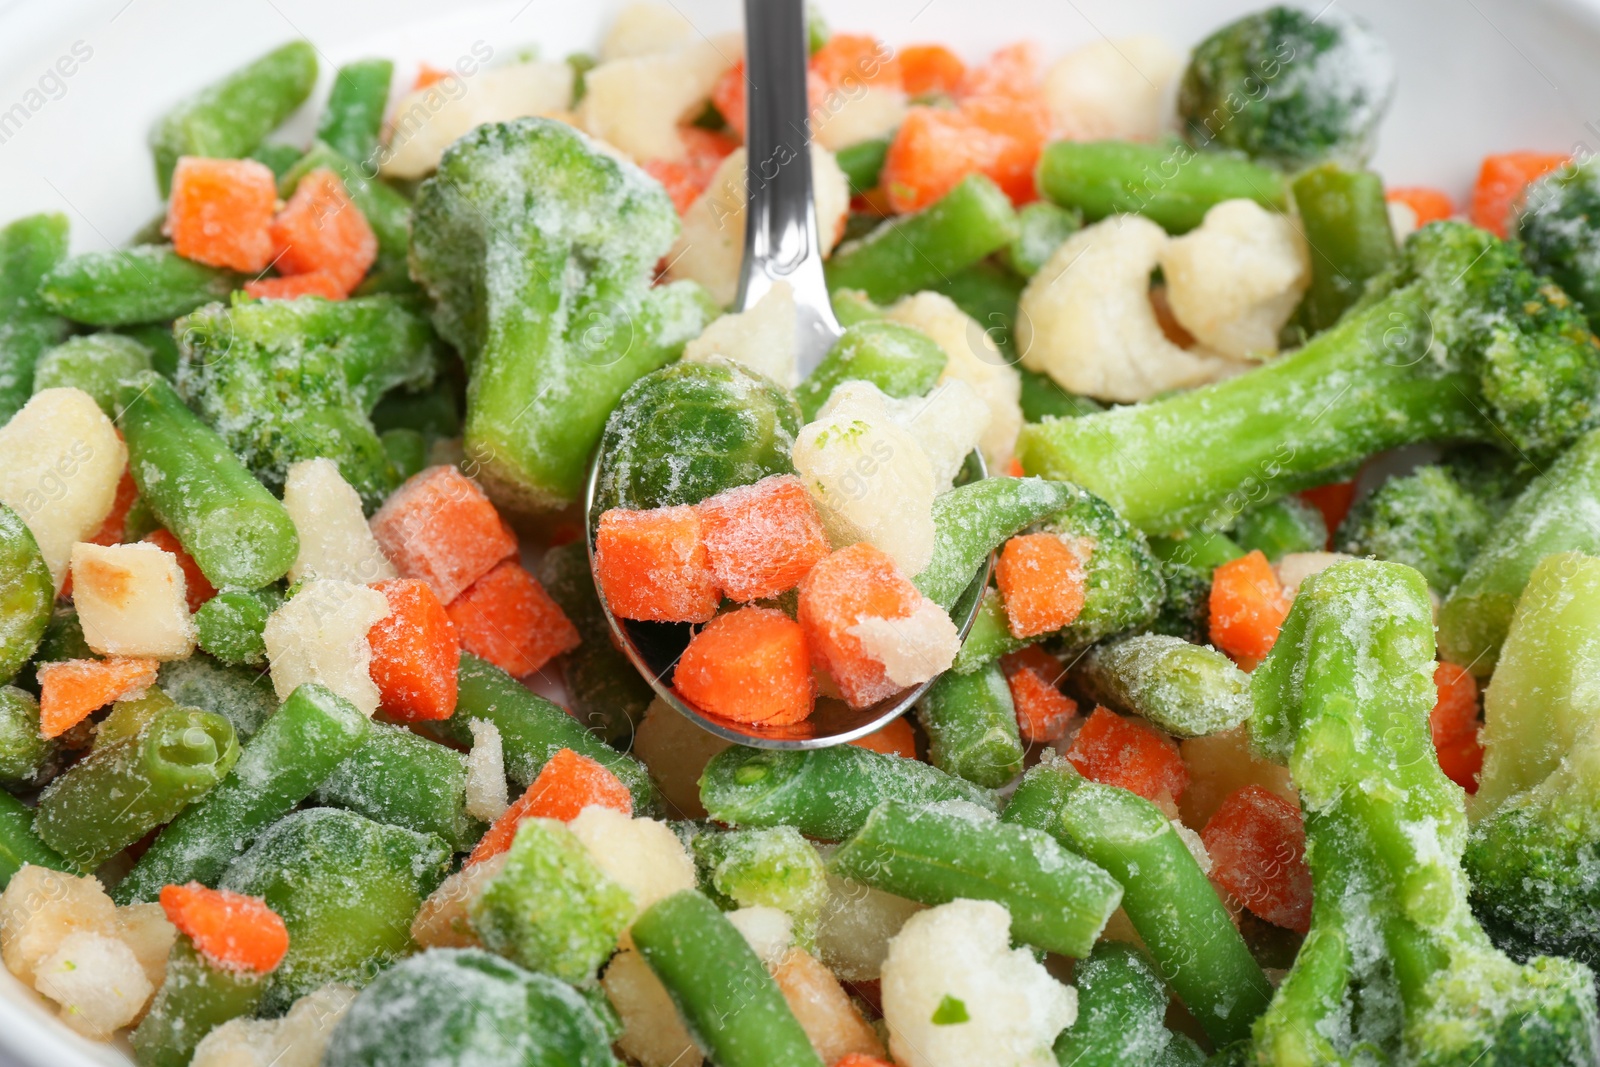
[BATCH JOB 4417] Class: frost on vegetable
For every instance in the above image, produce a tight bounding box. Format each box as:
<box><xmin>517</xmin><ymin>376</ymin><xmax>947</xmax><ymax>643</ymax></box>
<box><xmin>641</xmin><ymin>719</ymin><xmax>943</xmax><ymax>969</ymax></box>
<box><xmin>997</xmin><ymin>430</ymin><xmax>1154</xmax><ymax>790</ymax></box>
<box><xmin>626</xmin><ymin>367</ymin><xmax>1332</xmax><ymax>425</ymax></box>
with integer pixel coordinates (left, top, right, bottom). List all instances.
<box><xmin>282</xmin><ymin>458</ymin><xmax>397</xmax><ymax>585</ymax></box>
<box><xmin>725</xmin><ymin>905</ymin><xmax>795</xmax><ymax>968</ymax></box>
<box><xmin>262</xmin><ymin>580</ymin><xmax>389</xmax><ymax>716</ymax></box>
<box><xmin>880</xmin><ymin>899</ymin><xmax>1076</xmax><ymax>1067</ymax></box>
<box><xmin>1334</xmin><ymin>464</ymin><xmax>1492</xmax><ymax>592</ymax></box>
<box><xmin>380</xmin><ymin>61</ymin><xmax>575</xmax><ymax>180</ymax></box>
<box><xmin>683</xmin><ymin>281</ymin><xmax>800</xmax><ymax>388</ymax></box>
<box><xmin>0</xmin><ymin>866</ymin><xmax>119</xmax><ymax>987</ymax></box>
<box><xmin>70</xmin><ymin>541</ymin><xmax>197</xmax><ymax>660</ymax></box>
<box><xmin>192</xmin><ymin>983</ymin><xmax>357</xmax><ymax>1067</ymax></box>
<box><xmin>1043</xmin><ymin>37</ymin><xmax>1185</xmax><ymax>142</ymax></box>
<box><xmin>34</xmin><ymin>930</ymin><xmax>154</xmax><ymax>1040</ymax></box>
<box><xmin>693</xmin><ymin>826</ymin><xmax>828</xmax><ymax>948</ymax></box>
<box><xmin>819</xmin><ymin>378</ymin><xmax>988</xmax><ymax>494</ymax></box>
<box><xmin>567</xmin><ymin>806</ymin><xmax>697</xmax><ymax>933</ymax></box>
<box><xmin>410</xmin><ymin>853</ymin><xmax>507</xmax><ymax>951</ymax></box>
<box><xmin>464</xmin><ymin>718</ymin><xmax>509</xmax><ymax>824</ymax></box>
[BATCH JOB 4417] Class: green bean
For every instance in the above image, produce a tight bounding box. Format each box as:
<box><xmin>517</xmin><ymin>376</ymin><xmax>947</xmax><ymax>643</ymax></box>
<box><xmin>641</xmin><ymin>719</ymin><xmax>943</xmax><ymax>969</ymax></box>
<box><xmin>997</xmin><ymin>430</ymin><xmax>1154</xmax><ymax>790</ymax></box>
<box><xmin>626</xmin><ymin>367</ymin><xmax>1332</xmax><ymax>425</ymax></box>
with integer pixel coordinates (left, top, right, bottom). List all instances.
<box><xmin>1038</xmin><ymin>139</ymin><xmax>1289</xmax><ymax>234</ymax></box>
<box><xmin>0</xmin><ymin>687</ymin><xmax>56</xmax><ymax>789</ymax></box>
<box><xmin>281</xmin><ymin>142</ymin><xmax>413</xmax><ymax>268</ymax></box>
<box><xmin>0</xmin><ymin>504</ymin><xmax>51</xmax><ymax>686</ymax></box>
<box><xmin>150</xmin><ymin>41</ymin><xmax>319</xmax><ymax>195</ymax></box>
<box><xmin>951</xmin><ymin>589</ymin><xmax>1031</xmax><ymax>673</ymax></box>
<box><xmin>1052</xmin><ymin>941</ymin><xmax>1206</xmax><ymax>1067</ymax></box>
<box><xmin>1019</xmin><ymin>367</ymin><xmax>1103</xmax><ymax>422</ymax></box>
<box><xmin>114</xmin><ymin>683</ymin><xmax>370</xmax><ymax>904</ymax></box>
<box><xmin>318</xmin><ymin>59</ymin><xmax>394</xmax><ymax>165</ymax></box>
<box><xmin>1228</xmin><ymin>495</ymin><xmax>1328</xmax><ymax>560</ymax></box>
<box><xmin>118</xmin><ymin>323</ymin><xmax>180</xmax><ymax>379</ymax></box>
<box><xmin>633</xmin><ymin>890</ymin><xmax>825</xmax><ymax>1067</ymax></box>
<box><xmin>825</xmin><ymin>173</ymin><xmax>1019</xmax><ymax>303</ymax></box>
<box><xmin>117</xmin><ymin>372</ymin><xmax>300</xmax><ymax>590</ymax></box>
<box><xmin>247</xmin><ymin>141</ymin><xmax>305</xmax><ymax>179</ymax></box>
<box><xmin>916</xmin><ymin>663</ymin><xmax>1024</xmax><ymax>788</ymax></box>
<box><xmin>0</xmin><ymin>213</ymin><xmax>70</xmax><ymax>423</ymax></box>
<box><xmin>1004</xmin><ymin>764</ymin><xmax>1272</xmax><ymax>1046</ymax></box>
<box><xmin>836</xmin><ymin>137</ymin><xmax>890</xmax><ymax>197</ymax></box>
<box><xmin>192</xmin><ymin>588</ymin><xmax>281</xmax><ymax>666</ymax></box>
<box><xmin>130</xmin><ymin>938</ymin><xmax>266</xmax><ymax>1067</ymax></box>
<box><xmin>829</xmin><ymin>799</ymin><xmax>1122</xmax><ymax>957</ymax></box>
<box><xmin>93</xmin><ymin>689</ymin><xmax>176</xmax><ymax>751</ymax></box>
<box><xmin>830</xmin><ymin>288</ymin><xmax>885</xmax><ymax>327</ymax></box>
<box><xmin>157</xmin><ymin>653</ymin><xmax>278</xmax><ymax>744</ymax></box>
<box><xmin>699</xmin><ymin>745</ymin><xmax>998</xmax><ymax>841</ymax></box>
<box><xmin>34</xmin><ymin>705</ymin><xmax>239</xmax><ymax>871</ymax></box>
<box><xmin>796</xmin><ymin>320</ymin><xmax>946</xmax><ymax>420</ymax></box>
<box><xmin>1078</xmin><ymin>633</ymin><xmax>1253</xmax><ymax>738</ymax></box>
<box><xmin>0</xmin><ymin>789</ymin><xmax>66</xmax><ymax>887</ymax></box>
<box><xmin>39</xmin><ymin>246</ymin><xmax>242</xmax><ymax>327</ymax></box>
<box><xmin>916</xmin><ymin>476</ymin><xmax>1077</xmax><ymax>609</ymax></box>
<box><xmin>31</xmin><ymin>334</ymin><xmax>152</xmax><ymax>416</ymax></box>
<box><xmin>1291</xmin><ymin>163</ymin><xmax>1397</xmax><ymax>334</ymax></box>
<box><xmin>379</xmin><ymin>428</ymin><xmax>428</xmax><ymax>482</ymax></box>
<box><xmin>1002</xmin><ymin>201</ymin><xmax>1082</xmax><ymax>277</ymax></box>
<box><xmin>313</xmin><ymin>722</ymin><xmax>483</xmax><ymax>852</ymax></box>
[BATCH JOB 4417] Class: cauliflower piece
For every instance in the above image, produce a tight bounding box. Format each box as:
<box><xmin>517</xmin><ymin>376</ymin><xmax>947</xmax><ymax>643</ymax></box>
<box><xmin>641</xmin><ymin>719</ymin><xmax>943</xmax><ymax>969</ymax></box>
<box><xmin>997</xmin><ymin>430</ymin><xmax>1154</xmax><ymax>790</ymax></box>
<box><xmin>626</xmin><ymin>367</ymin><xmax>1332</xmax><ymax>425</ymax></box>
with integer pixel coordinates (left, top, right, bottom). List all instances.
<box><xmin>71</xmin><ymin>541</ymin><xmax>197</xmax><ymax>659</ymax></box>
<box><xmin>382</xmin><ymin>61</ymin><xmax>575</xmax><ymax>179</ymax></box>
<box><xmin>847</xmin><ymin>596</ymin><xmax>960</xmax><ymax>689</ymax></box>
<box><xmin>815</xmin><ymin>84</ymin><xmax>907</xmax><ymax>151</ymax></box>
<box><xmin>283</xmin><ymin>458</ymin><xmax>397</xmax><ymax>585</ymax></box>
<box><xmin>601</xmin><ymin>2</ymin><xmax>695</xmax><ymax>60</ymax></box>
<box><xmin>683</xmin><ymin>281</ymin><xmax>799</xmax><ymax>386</ymax></box>
<box><xmin>1017</xmin><ymin>214</ymin><xmax>1250</xmax><ymax>403</ymax></box>
<box><xmin>603</xmin><ymin>948</ymin><xmax>704</xmax><ymax>1067</ymax></box>
<box><xmin>261</xmin><ymin>579</ymin><xmax>389</xmax><ymax>715</ymax></box>
<box><xmin>773</xmin><ymin>946</ymin><xmax>887</xmax><ymax>1063</ymax></box>
<box><xmin>33</xmin><ymin>930</ymin><xmax>153</xmax><ymax>1040</ymax></box>
<box><xmin>0</xmin><ymin>866</ymin><xmax>119</xmax><ymax>986</ymax></box>
<box><xmin>464</xmin><ymin>718</ymin><xmax>508</xmax><ymax>823</ymax></box>
<box><xmin>792</xmin><ymin>392</ymin><xmax>938</xmax><ymax>576</ymax></box>
<box><xmin>665</xmin><ymin>145</ymin><xmax>850</xmax><ymax>306</ymax></box>
<box><xmin>567</xmin><ymin>807</ymin><xmax>697</xmax><ymax>932</ymax></box>
<box><xmin>885</xmin><ymin>293</ymin><xmax>1022</xmax><ymax>471</ymax></box>
<box><xmin>116</xmin><ymin>902</ymin><xmax>177</xmax><ymax>992</ymax></box>
<box><xmin>726</xmin><ymin>905</ymin><xmax>795</xmax><ymax>967</ymax></box>
<box><xmin>1043</xmin><ymin>37</ymin><xmax>1184</xmax><ymax>141</ymax></box>
<box><xmin>632</xmin><ymin>697</ymin><xmax>732</xmax><ymax>818</ymax></box>
<box><xmin>581</xmin><ymin>35</ymin><xmax>740</xmax><ymax>162</ymax></box>
<box><xmin>410</xmin><ymin>852</ymin><xmax>507</xmax><ymax>950</ymax></box>
<box><xmin>817</xmin><ymin>379</ymin><xmax>988</xmax><ymax>492</ymax></box>
<box><xmin>881</xmin><ymin>899</ymin><xmax>1077</xmax><ymax>1067</ymax></box>
<box><xmin>192</xmin><ymin>983</ymin><xmax>358</xmax><ymax>1067</ymax></box>
<box><xmin>1159</xmin><ymin>199</ymin><xmax>1311</xmax><ymax>361</ymax></box>
<box><xmin>0</xmin><ymin>388</ymin><xmax>126</xmax><ymax>591</ymax></box>
<box><xmin>816</xmin><ymin>872</ymin><xmax>924</xmax><ymax>982</ymax></box>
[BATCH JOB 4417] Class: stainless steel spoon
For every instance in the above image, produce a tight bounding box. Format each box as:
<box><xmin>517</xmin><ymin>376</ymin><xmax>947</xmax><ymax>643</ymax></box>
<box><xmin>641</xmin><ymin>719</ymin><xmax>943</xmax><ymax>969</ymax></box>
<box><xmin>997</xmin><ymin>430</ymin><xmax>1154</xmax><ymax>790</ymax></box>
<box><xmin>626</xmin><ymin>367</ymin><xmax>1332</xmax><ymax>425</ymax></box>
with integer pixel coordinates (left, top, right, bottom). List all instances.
<box><xmin>584</xmin><ymin>0</ymin><xmax>989</xmax><ymax>748</ymax></box>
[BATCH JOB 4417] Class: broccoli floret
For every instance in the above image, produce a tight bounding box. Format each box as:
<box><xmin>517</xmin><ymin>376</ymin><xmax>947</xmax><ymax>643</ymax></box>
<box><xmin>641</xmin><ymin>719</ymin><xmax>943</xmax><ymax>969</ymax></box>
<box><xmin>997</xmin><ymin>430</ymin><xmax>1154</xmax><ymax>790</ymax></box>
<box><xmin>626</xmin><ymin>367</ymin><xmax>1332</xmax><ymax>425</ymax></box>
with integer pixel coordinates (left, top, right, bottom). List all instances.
<box><xmin>177</xmin><ymin>294</ymin><xmax>437</xmax><ymax>510</ymax></box>
<box><xmin>1179</xmin><ymin>5</ymin><xmax>1395</xmax><ymax>169</ymax></box>
<box><xmin>1020</xmin><ymin>221</ymin><xmax>1600</xmax><ymax>534</ymax></box>
<box><xmin>1519</xmin><ymin>156</ymin><xmax>1600</xmax><ymax>333</ymax></box>
<box><xmin>1249</xmin><ymin>559</ymin><xmax>1599</xmax><ymax>1066</ymax></box>
<box><xmin>1440</xmin><ymin>442</ymin><xmax>1535</xmax><ymax>516</ymax></box>
<box><xmin>1335</xmin><ymin>465</ymin><xmax>1493</xmax><ymax>592</ymax></box>
<box><xmin>410</xmin><ymin>117</ymin><xmax>714</xmax><ymax>513</ymax></box>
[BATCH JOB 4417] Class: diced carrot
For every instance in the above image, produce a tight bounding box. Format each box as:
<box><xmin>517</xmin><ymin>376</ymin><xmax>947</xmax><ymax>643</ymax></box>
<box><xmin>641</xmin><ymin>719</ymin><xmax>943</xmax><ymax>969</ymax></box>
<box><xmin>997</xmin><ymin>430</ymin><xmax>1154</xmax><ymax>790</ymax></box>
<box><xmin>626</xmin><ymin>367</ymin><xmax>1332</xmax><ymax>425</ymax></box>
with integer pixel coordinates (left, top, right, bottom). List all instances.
<box><xmin>1001</xmin><ymin>644</ymin><xmax>1061</xmax><ymax>683</ymax></box>
<box><xmin>1386</xmin><ymin>186</ymin><xmax>1455</xmax><ymax>226</ymax></box>
<box><xmin>446</xmin><ymin>560</ymin><xmax>579</xmax><ymax>679</ymax></box>
<box><xmin>369</xmin><ymin>466</ymin><xmax>519</xmax><ymax>605</ymax></box>
<box><xmin>834</xmin><ymin>1056</ymin><xmax>896</xmax><ymax>1067</ymax></box>
<box><xmin>994</xmin><ymin>532</ymin><xmax>1086</xmax><ymax>640</ymax></box>
<box><xmin>1005</xmin><ymin>663</ymin><xmax>1078</xmax><ymax>744</ymax></box>
<box><xmin>142</xmin><ymin>528</ymin><xmax>217</xmax><ymax>613</ymax></box>
<box><xmin>1065</xmin><ymin>705</ymin><xmax>1189</xmax><ymax>803</ymax></box>
<box><xmin>811</xmin><ymin>33</ymin><xmax>901</xmax><ymax>90</ymax></box>
<box><xmin>797</xmin><ymin>543</ymin><xmax>923</xmax><ymax>709</ymax></box>
<box><xmin>368</xmin><ymin>578</ymin><xmax>460</xmax><ymax>721</ymax></box>
<box><xmin>697</xmin><ymin>474</ymin><xmax>830</xmax><ymax>602</ymax></box>
<box><xmin>1431</xmin><ymin>661</ymin><xmax>1483</xmax><ymax>793</ymax></box>
<box><xmin>159</xmin><ymin>883</ymin><xmax>289</xmax><ymax>973</ymax></box>
<box><xmin>166</xmin><ymin>156</ymin><xmax>278</xmax><ymax>273</ymax></box>
<box><xmin>643</xmin><ymin>128</ymin><xmax>739</xmax><ymax>215</ymax></box>
<box><xmin>468</xmin><ymin>748</ymin><xmax>632</xmax><ymax>865</ymax></box>
<box><xmin>898</xmin><ymin>44</ymin><xmax>966</xmax><ymax>97</ymax></box>
<box><xmin>1298</xmin><ymin>480</ymin><xmax>1357</xmax><ymax>544</ymax></box>
<box><xmin>37</xmin><ymin>658</ymin><xmax>160</xmax><ymax>739</ymax></box>
<box><xmin>243</xmin><ymin>271</ymin><xmax>349</xmax><ymax>301</ymax></box>
<box><xmin>1201</xmin><ymin>785</ymin><xmax>1312</xmax><ymax>934</ymax></box>
<box><xmin>593</xmin><ymin>506</ymin><xmax>721</xmax><ymax>624</ymax></box>
<box><xmin>268</xmin><ymin>168</ymin><xmax>377</xmax><ymax>295</ymax></box>
<box><xmin>674</xmin><ymin>606</ymin><xmax>814</xmax><ymax>725</ymax></box>
<box><xmin>413</xmin><ymin>62</ymin><xmax>449</xmax><ymax>91</ymax></box>
<box><xmin>880</xmin><ymin>90</ymin><xmax>1050</xmax><ymax>214</ymax></box>
<box><xmin>849</xmin><ymin>715</ymin><xmax>917</xmax><ymax>759</ymax></box>
<box><xmin>1209</xmin><ymin>550</ymin><xmax>1290</xmax><ymax>662</ymax></box>
<box><xmin>1471</xmin><ymin>151</ymin><xmax>1568</xmax><ymax>239</ymax></box>
<box><xmin>957</xmin><ymin>42</ymin><xmax>1041</xmax><ymax>100</ymax></box>
<box><xmin>87</xmin><ymin>469</ymin><xmax>138</xmax><ymax>547</ymax></box>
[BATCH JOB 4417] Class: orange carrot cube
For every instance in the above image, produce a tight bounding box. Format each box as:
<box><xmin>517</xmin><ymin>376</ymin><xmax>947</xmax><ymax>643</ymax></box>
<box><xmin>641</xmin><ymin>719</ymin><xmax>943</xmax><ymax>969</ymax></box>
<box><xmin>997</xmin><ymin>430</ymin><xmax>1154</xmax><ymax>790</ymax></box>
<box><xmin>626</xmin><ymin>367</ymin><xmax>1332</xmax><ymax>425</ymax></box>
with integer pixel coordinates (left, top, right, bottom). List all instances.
<box><xmin>849</xmin><ymin>715</ymin><xmax>917</xmax><ymax>759</ymax></box>
<box><xmin>674</xmin><ymin>607</ymin><xmax>814</xmax><ymax>726</ymax></box>
<box><xmin>834</xmin><ymin>1057</ymin><xmax>896</xmax><ymax>1067</ymax></box>
<box><xmin>697</xmin><ymin>474</ymin><xmax>830</xmax><ymax>602</ymax></box>
<box><xmin>1431</xmin><ymin>661</ymin><xmax>1483</xmax><ymax>793</ymax></box>
<box><xmin>958</xmin><ymin>42</ymin><xmax>1042</xmax><ymax>99</ymax></box>
<box><xmin>593</xmin><ymin>506</ymin><xmax>721</xmax><ymax>624</ymax></box>
<box><xmin>1471</xmin><ymin>151</ymin><xmax>1568</xmax><ymax>238</ymax></box>
<box><xmin>1209</xmin><ymin>550</ymin><xmax>1290</xmax><ymax>662</ymax></box>
<box><xmin>446</xmin><ymin>560</ymin><xmax>579</xmax><ymax>679</ymax></box>
<box><xmin>37</xmin><ymin>658</ymin><xmax>160</xmax><ymax>739</ymax></box>
<box><xmin>995</xmin><ymin>532</ymin><xmax>1086</xmax><ymax>640</ymax></box>
<box><xmin>796</xmin><ymin>543</ymin><xmax>922</xmax><ymax>709</ymax></box>
<box><xmin>1003</xmin><ymin>657</ymin><xmax>1077</xmax><ymax>744</ymax></box>
<box><xmin>1065</xmin><ymin>705</ymin><xmax>1189</xmax><ymax>804</ymax></box>
<box><xmin>1201</xmin><ymin>785</ymin><xmax>1312</xmax><ymax>934</ymax></box>
<box><xmin>468</xmin><ymin>748</ymin><xmax>632</xmax><ymax>865</ymax></box>
<box><xmin>898</xmin><ymin>44</ymin><xmax>966</xmax><ymax>96</ymax></box>
<box><xmin>368</xmin><ymin>578</ymin><xmax>460</xmax><ymax>721</ymax></box>
<box><xmin>369</xmin><ymin>466</ymin><xmax>518</xmax><ymax>605</ymax></box>
<box><xmin>243</xmin><ymin>272</ymin><xmax>348</xmax><ymax>301</ymax></box>
<box><xmin>1386</xmin><ymin>186</ymin><xmax>1455</xmax><ymax>226</ymax></box>
<box><xmin>642</xmin><ymin>127</ymin><xmax>739</xmax><ymax>216</ymax></box>
<box><xmin>811</xmin><ymin>34</ymin><xmax>901</xmax><ymax>90</ymax></box>
<box><xmin>159</xmin><ymin>883</ymin><xmax>290</xmax><ymax>973</ymax></box>
<box><xmin>268</xmin><ymin>168</ymin><xmax>377</xmax><ymax>295</ymax></box>
<box><xmin>166</xmin><ymin>156</ymin><xmax>278</xmax><ymax>273</ymax></box>
<box><xmin>142</xmin><ymin>528</ymin><xmax>217</xmax><ymax>613</ymax></box>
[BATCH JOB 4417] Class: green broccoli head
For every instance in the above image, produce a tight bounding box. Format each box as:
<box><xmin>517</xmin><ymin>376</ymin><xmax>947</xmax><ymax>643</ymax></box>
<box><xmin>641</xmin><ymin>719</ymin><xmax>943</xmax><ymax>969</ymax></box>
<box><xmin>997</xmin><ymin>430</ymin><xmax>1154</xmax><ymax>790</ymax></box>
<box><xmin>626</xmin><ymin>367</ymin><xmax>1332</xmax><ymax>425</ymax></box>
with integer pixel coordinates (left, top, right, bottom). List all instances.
<box><xmin>1439</xmin><ymin>442</ymin><xmax>1535</xmax><ymax>516</ymax></box>
<box><xmin>410</xmin><ymin>117</ymin><xmax>714</xmax><ymax>512</ymax></box>
<box><xmin>176</xmin><ymin>294</ymin><xmax>436</xmax><ymax>510</ymax></box>
<box><xmin>1335</xmin><ymin>465</ymin><xmax>1493</xmax><ymax>592</ymax></box>
<box><xmin>1518</xmin><ymin>156</ymin><xmax>1600</xmax><ymax>333</ymax></box>
<box><xmin>1179</xmin><ymin>5</ymin><xmax>1394</xmax><ymax>169</ymax></box>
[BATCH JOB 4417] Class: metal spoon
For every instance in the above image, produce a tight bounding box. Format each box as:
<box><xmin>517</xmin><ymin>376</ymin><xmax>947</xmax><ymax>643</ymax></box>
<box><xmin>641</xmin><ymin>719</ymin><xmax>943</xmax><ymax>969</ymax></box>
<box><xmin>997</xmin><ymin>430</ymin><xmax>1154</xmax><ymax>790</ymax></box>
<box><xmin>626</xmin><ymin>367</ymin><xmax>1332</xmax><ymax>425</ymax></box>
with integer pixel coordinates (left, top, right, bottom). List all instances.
<box><xmin>584</xmin><ymin>0</ymin><xmax>989</xmax><ymax>748</ymax></box>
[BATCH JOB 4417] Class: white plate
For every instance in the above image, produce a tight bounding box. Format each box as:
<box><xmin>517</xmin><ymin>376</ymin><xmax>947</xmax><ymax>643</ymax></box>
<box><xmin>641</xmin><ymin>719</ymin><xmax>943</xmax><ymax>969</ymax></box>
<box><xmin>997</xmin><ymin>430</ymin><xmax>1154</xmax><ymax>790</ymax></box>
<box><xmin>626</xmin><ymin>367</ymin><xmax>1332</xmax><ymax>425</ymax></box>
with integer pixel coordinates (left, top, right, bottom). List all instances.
<box><xmin>2</xmin><ymin>0</ymin><xmax>1600</xmax><ymax>1062</ymax></box>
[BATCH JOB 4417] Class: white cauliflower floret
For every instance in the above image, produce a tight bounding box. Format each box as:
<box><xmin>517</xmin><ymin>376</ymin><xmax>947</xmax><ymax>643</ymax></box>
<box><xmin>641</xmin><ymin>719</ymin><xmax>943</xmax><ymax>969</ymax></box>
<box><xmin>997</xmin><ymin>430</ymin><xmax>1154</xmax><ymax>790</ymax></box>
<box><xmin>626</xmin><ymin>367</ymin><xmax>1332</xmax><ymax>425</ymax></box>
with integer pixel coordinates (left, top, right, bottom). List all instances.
<box><xmin>683</xmin><ymin>281</ymin><xmax>799</xmax><ymax>386</ymax></box>
<box><xmin>727</xmin><ymin>904</ymin><xmax>795</xmax><ymax>967</ymax></box>
<box><xmin>1017</xmin><ymin>214</ymin><xmax>1248</xmax><ymax>403</ymax></box>
<box><xmin>601</xmin><ymin>2</ymin><xmax>695</xmax><ymax>60</ymax></box>
<box><xmin>815</xmin><ymin>85</ymin><xmax>906</xmax><ymax>152</ymax></box>
<box><xmin>1159</xmin><ymin>199</ymin><xmax>1311</xmax><ymax>361</ymax></box>
<box><xmin>0</xmin><ymin>866</ymin><xmax>118</xmax><ymax>986</ymax></box>
<box><xmin>116</xmin><ymin>901</ymin><xmax>176</xmax><ymax>991</ymax></box>
<box><xmin>581</xmin><ymin>35</ymin><xmax>740</xmax><ymax>162</ymax></box>
<box><xmin>261</xmin><ymin>579</ymin><xmax>389</xmax><ymax>715</ymax></box>
<box><xmin>381</xmin><ymin>61</ymin><xmax>575</xmax><ymax>180</ymax></box>
<box><xmin>1043</xmin><ymin>37</ymin><xmax>1184</xmax><ymax>141</ymax></box>
<box><xmin>464</xmin><ymin>718</ymin><xmax>508</xmax><ymax>823</ymax></box>
<box><xmin>33</xmin><ymin>930</ymin><xmax>153</xmax><ymax>1040</ymax></box>
<box><xmin>567</xmin><ymin>807</ymin><xmax>696</xmax><ymax>933</ymax></box>
<box><xmin>666</xmin><ymin>146</ymin><xmax>849</xmax><ymax>307</ymax></box>
<box><xmin>881</xmin><ymin>899</ymin><xmax>1077</xmax><ymax>1067</ymax></box>
<box><xmin>283</xmin><ymin>458</ymin><xmax>397</xmax><ymax>585</ymax></box>
<box><xmin>1274</xmin><ymin>550</ymin><xmax>1357</xmax><ymax>598</ymax></box>
<box><xmin>885</xmin><ymin>292</ymin><xmax>1022</xmax><ymax>471</ymax></box>
<box><xmin>71</xmin><ymin>541</ymin><xmax>196</xmax><ymax>659</ymax></box>
<box><xmin>818</xmin><ymin>379</ymin><xmax>988</xmax><ymax>492</ymax></box>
